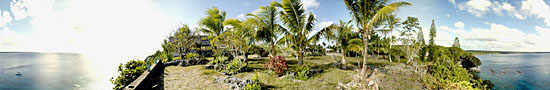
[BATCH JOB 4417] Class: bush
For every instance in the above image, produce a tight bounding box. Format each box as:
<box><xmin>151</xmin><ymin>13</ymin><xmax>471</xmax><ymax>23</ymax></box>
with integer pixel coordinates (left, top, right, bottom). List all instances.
<box><xmin>110</xmin><ymin>59</ymin><xmax>147</xmax><ymax>90</ymax></box>
<box><xmin>244</xmin><ymin>72</ymin><xmax>262</xmax><ymax>90</ymax></box>
<box><xmin>184</xmin><ymin>53</ymin><xmax>198</xmax><ymax>59</ymax></box>
<box><xmin>226</xmin><ymin>58</ymin><xmax>248</xmax><ymax>74</ymax></box>
<box><xmin>295</xmin><ymin>65</ymin><xmax>310</xmax><ymax>80</ymax></box>
<box><xmin>265</xmin><ymin>56</ymin><xmax>288</xmax><ymax>76</ymax></box>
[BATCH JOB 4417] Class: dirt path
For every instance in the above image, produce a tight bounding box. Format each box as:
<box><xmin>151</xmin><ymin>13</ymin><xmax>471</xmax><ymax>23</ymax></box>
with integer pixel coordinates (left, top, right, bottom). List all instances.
<box><xmin>163</xmin><ymin>66</ymin><xmax>227</xmax><ymax>90</ymax></box>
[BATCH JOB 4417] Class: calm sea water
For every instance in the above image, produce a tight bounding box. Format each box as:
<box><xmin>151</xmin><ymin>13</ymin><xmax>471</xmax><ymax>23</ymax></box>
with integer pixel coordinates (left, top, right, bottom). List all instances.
<box><xmin>477</xmin><ymin>53</ymin><xmax>550</xmax><ymax>90</ymax></box>
<box><xmin>0</xmin><ymin>52</ymin><xmax>120</xmax><ymax>90</ymax></box>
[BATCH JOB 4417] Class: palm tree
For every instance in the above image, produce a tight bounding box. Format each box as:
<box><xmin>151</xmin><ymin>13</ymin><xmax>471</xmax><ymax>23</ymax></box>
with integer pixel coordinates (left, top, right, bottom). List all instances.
<box><xmin>199</xmin><ymin>7</ymin><xmax>227</xmax><ymax>57</ymax></box>
<box><xmin>223</xmin><ymin>18</ymin><xmax>257</xmax><ymax>62</ymax></box>
<box><xmin>320</xmin><ymin>20</ymin><xmax>354</xmax><ymax>65</ymax></box>
<box><xmin>248</xmin><ymin>1</ymin><xmax>284</xmax><ymax>56</ymax></box>
<box><xmin>381</xmin><ymin>15</ymin><xmax>401</xmax><ymax>62</ymax></box>
<box><xmin>275</xmin><ymin>0</ymin><xmax>323</xmax><ymax>65</ymax></box>
<box><xmin>344</xmin><ymin>0</ymin><xmax>411</xmax><ymax>78</ymax></box>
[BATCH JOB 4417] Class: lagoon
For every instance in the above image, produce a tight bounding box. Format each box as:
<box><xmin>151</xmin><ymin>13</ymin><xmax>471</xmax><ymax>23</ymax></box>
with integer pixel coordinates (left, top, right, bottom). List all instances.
<box><xmin>0</xmin><ymin>52</ymin><xmax>119</xmax><ymax>90</ymax></box>
<box><xmin>477</xmin><ymin>53</ymin><xmax>550</xmax><ymax>89</ymax></box>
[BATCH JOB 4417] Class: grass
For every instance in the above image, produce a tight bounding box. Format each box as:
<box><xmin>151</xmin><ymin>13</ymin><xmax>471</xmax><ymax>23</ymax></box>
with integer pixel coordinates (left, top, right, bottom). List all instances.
<box><xmin>164</xmin><ymin>55</ymin><xmax>417</xmax><ymax>89</ymax></box>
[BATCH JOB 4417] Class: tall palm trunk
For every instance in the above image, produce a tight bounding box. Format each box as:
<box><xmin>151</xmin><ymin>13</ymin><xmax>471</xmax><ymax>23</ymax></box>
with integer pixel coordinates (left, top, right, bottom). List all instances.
<box><xmin>389</xmin><ymin>32</ymin><xmax>393</xmax><ymax>62</ymax></box>
<box><xmin>271</xmin><ymin>42</ymin><xmax>277</xmax><ymax>56</ymax></box>
<box><xmin>361</xmin><ymin>31</ymin><xmax>369</xmax><ymax>79</ymax></box>
<box><xmin>341</xmin><ymin>48</ymin><xmax>346</xmax><ymax>64</ymax></box>
<box><xmin>298</xmin><ymin>43</ymin><xmax>304</xmax><ymax>65</ymax></box>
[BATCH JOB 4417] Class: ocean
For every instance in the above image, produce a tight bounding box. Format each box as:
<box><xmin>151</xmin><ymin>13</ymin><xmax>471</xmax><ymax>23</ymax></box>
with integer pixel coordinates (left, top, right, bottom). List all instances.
<box><xmin>477</xmin><ymin>53</ymin><xmax>550</xmax><ymax>89</ymax></box>
<box><xmin>0</xmin><ymin>52</ymin><xmax>120</xmax><ymax>90</ymax></box>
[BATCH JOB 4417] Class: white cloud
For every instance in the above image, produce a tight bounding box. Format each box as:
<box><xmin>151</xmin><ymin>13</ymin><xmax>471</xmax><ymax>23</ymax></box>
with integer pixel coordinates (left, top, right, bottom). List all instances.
<box><xmin>458</xmin><ymin>0</ymin><xmax>492</xmax><ymax>17</ymax></box>
<box><xmin>0</xmin><ymin>11</ymin><xmax>13</xmax><ymax>27</ymax></box>
<box><xmin>449</xmin><ymin>0</ymin><xmax>456</xmax><ymax>5</ymax></box>
<box><xmin>456</xmin><ymin>0</ymin><xmax>550</xmax><ymax>25</ymax></box>
<box><xmin>10</xmin><ymin>0</ymin><xmax>29</xmax><ymax>20</ymax></box>
<box><xmin>237</xmin><ymin>13</ymin><xmax>246</xmax><ymax>20</ymax></box>
<box><xmin>301</xmin><ymin>0</ymin><xmax>319</xmax><ymax>10</ymax></box>
<box><xmin>454</xmin><ymin>21</ymin><xmax>464</xmax><ymax>29</ymax></box>
<box><xmin>520</xmin><ymin>0</ymin><xmax>550</xmax><ymax>26</ymax></box>
<box><xmin>315</xmin><ymin>21</ymin><xmax>333</xmax><ymax>29</ymax></box>
<box><xmin>441</xmin><ymin>22</ymin><xmax>550</xmax><ymax>51</ymax></box>
<box><xmin>0</xmin><ymin>27</ymin><xmax>18</xmax><ymax>46</ymax></box>
<box><xmin>446</xmin><ymin>14</ymin><xmax>451</xmax><ymax>17</ymax></box>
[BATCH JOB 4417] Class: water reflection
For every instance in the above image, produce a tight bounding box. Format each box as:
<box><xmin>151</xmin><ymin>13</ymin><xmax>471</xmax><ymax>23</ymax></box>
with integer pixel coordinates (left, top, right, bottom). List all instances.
<box><xmin>0</xmin><ymin>53</ymin><xmax>121</xmax><ymax>90</ymax></box>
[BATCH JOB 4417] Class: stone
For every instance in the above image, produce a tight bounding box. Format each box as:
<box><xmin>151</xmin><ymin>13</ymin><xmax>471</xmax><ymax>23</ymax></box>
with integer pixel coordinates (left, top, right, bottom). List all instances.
<box><xmin>469</xmin><ymin>66</ymin><xmax>481</xmax><ymax>72</ymax></box>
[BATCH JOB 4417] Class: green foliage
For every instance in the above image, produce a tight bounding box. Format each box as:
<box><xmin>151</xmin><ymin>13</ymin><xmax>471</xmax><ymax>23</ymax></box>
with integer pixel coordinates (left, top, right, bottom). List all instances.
<box><xmin>425</xmin><ymin>46</ymin><xmax>490</xmax><ymax>89</ymax></box>
<box><xmin>226</xmin><ymin>58</ymin><xmax>248</xmax><ymax>73</ymax></box>
<box><xmin>110</xmin><ymin>59</ymin><xmax>147</xmax><ymax>90</ymax></box>
<box><xmin>453</xmin><ymin>37</ymin><xmax>461</xmax><ymax>48</ymax></box>
<box><xmin>429</xmin><ymin>19</ymin><xmax>436</xmax><ymax>46</ymax></box>
<box><xmin>184</xmin><ymin>53</ymin><xmax>198</xmax><ymax>59</ymax></box>
<box><xmin>244</xmin><ymin>72</ymin><xmax>262</xmax><ymax>90</ymax></box>
<box><xmin>295</xmin><ymin>65</ymin><xmax>310</xmax><ymax>80</ymax></box>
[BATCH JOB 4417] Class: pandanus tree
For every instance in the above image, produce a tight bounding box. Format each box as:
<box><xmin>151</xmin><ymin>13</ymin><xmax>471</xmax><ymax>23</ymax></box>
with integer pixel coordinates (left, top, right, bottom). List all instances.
<box><xmin>199</xmin><ymin>7</ymin><xmax>227</xmax><ymax>57</ymax></box>
<box><xmin>248</xmin><ymin>1</ymin><xmax>284</xmax><ymax>56</ymax></box>
<box><xmin>344</xmin><ymin>0</ymin><xmax>411</xmax><ymax>78</ymax></box>
<box><xmin>320</xmin><ymin>20</ymin><xmax>354</xmax><ymax>64</ymax></box>
<box><xmin>275</xmin><ymin>0</ymin><xmax>323</xmax><ymax>65</ymax></box>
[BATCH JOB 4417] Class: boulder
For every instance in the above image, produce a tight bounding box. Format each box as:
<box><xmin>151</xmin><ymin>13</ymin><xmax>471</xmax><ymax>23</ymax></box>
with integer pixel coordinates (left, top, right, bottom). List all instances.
<box><xmin>468</xmin><ymin>66</ymin><xmax>481</xmax><ymax>72</ymax></box>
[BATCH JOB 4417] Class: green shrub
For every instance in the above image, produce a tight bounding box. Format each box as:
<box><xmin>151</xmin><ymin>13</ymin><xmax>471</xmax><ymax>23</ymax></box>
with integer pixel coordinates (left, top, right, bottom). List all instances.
<box><xmin>110</xmin><ymin>59</ymin><xmax>147</xmax><ymax>90</ymax></box>
<box><xmin>226</xmin><ymin>58</ymin><xmax>248</xmax><ymax>73</ymax></box>
<box><xmin>244</xmin><ymin>72</ymin><xmax>262</xmax><ymax>90</ymax></box>
<box><xmin>295</xmin><ymin>65</ymin><xmax>310</xmax><ymax>80</ymax></box>
<box><xmin>184</xmin><ymin>53</ymin><xmax>198</xmax><ymax>59</ymax></box>
<box><xmin>173</xmin><ymin>57</ymin><xmax>182</xmax><ymax>60</ymax></box>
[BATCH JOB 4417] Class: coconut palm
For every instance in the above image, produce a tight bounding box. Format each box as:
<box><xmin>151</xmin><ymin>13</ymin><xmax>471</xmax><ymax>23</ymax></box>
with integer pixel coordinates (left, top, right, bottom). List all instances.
<box><xmin>344</xmin><ymin>0</ymin><xmax>411</xmax><ymax>78</ymax></box>
<box><xmin>275</xmin><ymin>0</ymin><xmax>323</xmax><ymax>65</ymax></box>
<box><xmin>199</xmin><ymin>7</ymin><xmax>227</xmax><ymax>57</ymax></box>
<box><xmin>248</xmin><ymin>1</ymin><xmax>284</xmax><ymax>56</ymax></box>
<box><xmin>222</xmin><ymin>18</ymin><xmax>257</xmax><ymax>62</ymax></box>
<box><xmin>381</xmin><ymin>15</ymin><xmax>401</xmax><ymax>62</ymax></box>
<box><xmin>321</xmin><ymin>20</ymin><xmax>354</xmax><ymax>64</ymax></box>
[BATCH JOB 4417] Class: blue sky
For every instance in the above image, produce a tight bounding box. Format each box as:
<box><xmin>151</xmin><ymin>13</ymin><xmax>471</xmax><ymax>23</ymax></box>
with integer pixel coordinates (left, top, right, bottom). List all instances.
<box><xmin>1</xmin><ymin>0</ymin><xmax>550</xmax><ymax>59</ymax></box>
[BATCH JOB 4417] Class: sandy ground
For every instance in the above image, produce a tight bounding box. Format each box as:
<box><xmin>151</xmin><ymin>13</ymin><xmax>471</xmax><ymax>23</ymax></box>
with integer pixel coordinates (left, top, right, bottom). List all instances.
<box><xmin>163</xmin><ymin>66</ymin><xmax>227</xmax><ymax>90</ymax></box>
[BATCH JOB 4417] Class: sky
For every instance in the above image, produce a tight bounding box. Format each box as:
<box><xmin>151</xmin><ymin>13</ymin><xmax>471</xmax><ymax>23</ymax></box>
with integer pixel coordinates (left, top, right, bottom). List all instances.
<box><xmin>1</xmin><ymin>0</ymin><xmax>550</xmax><ymax>60</ymax></box>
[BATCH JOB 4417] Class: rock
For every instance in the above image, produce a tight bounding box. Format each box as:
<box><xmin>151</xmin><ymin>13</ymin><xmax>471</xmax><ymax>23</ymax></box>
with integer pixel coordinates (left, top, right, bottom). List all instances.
<box><xmin>204</xmin><ymin>65</ymin><xmax>214</xmax><ymax>69</ymax></box>
<box><xmin>468</xmin><ymin>66</ymin><xmax>480</xmax><ymax>72</ymax></box>
<box><xmin>215</xmin><ymin>76</ymin><xmax>257</xmax><ymax>90</ymax></box>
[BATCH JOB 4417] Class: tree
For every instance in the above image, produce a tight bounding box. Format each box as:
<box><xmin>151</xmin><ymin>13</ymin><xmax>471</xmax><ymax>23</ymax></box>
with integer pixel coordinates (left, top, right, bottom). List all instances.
<box><xmin>401</xmin><ymin>16</ymin><xmax>420</xmax><ymax>64</ymax></box>
<box><xmin>275</xmin><ymin>0</ymin><xmax>325</xmax><ymax>66</ymax></box>
<box><xmin>344</xmin><ymin>0</ymin><xmax>411</xmax><ymax>78</ymax></box>
<box><xmin>453</xmin><ymin>37</ymin><xmax>460</xmax><ymax>48</ymax></box>
<box><xmin>320</xmin><ymin>20</ymin><xmax>354</xmax><ymax>64</ymax></box>
<box><xmin>417</xmin><ymin>27</ymin><xmax>425</xmax><ymax>46</ymax></box>
<box><xmin>382</xmin><ymin>15</ymin><xmax>401</xmax><ymax>62</ymax></box>
<box><xmin>427</xmin><ymin>19</ymin><xmax>437</xmax><ymax>62</ymax></box>
<box><xmin>248</xmin><ymin>2</ymin><xmax>284</xmax><ymax>56</ymax></box>
<box><xmin>429</xmin><ymin>19</ymin><xmax>436</xmax><ymax>46</ymax></box>
<box><xmin>199</xmin><ymin>7</ymin><xmax>227</xmax><ymax>58</ymax></box>
<box><xmin>223</xmin><ymin>18</ymin><xmax>257</xmax><ymax>63</ymax></box>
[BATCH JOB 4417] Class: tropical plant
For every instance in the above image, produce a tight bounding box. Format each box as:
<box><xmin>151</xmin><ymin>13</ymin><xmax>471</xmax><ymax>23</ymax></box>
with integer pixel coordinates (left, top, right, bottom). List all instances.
<box><xmin>223</xmin><ymin>18</ymin><xmax>257</xmax><ymax>62</ymax></box>
<box><xmin>275</xmin><ymin>0</ymin><xmax>325</xmax><ymax>65</ymax></box>
<box><xmin>295</xmin><ymin>65</ymin><xmax>310</xmax><ymax>80</ymax></box>
<box><xmin>401</xmin><ymin>16</ymin><xmax>421</xmax><ymax>64</ymax></box>
<box><xmin>248</xmin><ymin>1</ymin><xmax>284</xmax><ymax>56</ymax></box>
<box><xmin>320</xmin><ymin>20</ymin><xmax>354</xmax><ymax>64</ymax></box>
<box><xmin>265</xmin><ymin>56</ymin><xmax>288</xmax><ymax>76</ymax></box>
<box><xmin>226</xmin><ymin>58</ymin><xmax>248</xmax><ymax>74</ymax></box>
<box><xmin>381</xmin><ymin>15</ymin><xmax>401</xmax><ymax>62</ymax></box>
<box><xmin>110</xmin><ymin>59</ymin><xmax>147</xmax><ymax>90</ymax></box>
<box><xmin>344</xmin><ymin>0</ymin><xmax>411</xmax><ymax>77</ymax></box>
<box><xmin>244</xmin><ymin>72</ymin><xmax>262</xmax><ymax>90</ymax></box>
<box><xmin>199</xmin><ymin>7</ymin><xmax>227</xmax><ymax>58</ymax></box>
